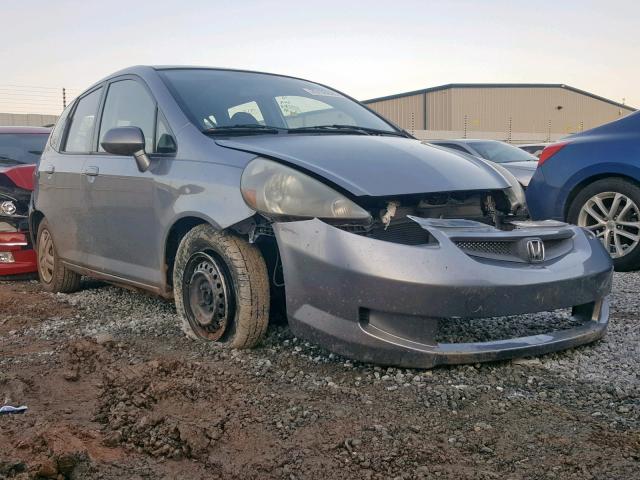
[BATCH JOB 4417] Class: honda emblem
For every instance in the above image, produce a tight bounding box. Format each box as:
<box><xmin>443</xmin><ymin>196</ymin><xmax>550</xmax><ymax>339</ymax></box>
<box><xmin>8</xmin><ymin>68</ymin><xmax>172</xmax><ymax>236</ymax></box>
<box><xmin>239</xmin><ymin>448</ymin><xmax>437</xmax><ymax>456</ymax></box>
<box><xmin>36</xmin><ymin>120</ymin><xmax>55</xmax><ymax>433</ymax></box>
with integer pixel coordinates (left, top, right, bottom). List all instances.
<box><xmin>526</xmin><ymin>239</ymin><xmax>545</xmax><ymax>263</ymax></box>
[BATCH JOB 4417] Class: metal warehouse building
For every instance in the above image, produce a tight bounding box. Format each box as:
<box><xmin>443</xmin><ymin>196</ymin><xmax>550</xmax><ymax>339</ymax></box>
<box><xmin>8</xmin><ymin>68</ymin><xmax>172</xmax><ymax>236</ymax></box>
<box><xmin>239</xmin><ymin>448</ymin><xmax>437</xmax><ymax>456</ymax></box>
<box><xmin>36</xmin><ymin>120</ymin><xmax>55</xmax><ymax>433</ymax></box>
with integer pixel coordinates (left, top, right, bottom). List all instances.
<box><xmin>362</xmin><ymin>84</ymin><xmax>635</xmax><ymax>143</ymax></box>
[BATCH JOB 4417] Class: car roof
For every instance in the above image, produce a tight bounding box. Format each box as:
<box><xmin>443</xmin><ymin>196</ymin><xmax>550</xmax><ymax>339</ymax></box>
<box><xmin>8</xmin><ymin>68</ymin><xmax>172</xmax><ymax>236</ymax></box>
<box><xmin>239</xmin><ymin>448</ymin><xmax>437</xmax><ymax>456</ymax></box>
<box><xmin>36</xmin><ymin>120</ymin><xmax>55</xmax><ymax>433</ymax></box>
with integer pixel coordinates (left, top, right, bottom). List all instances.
<box><xmin>76</xmin><ymin>65</ymin><xmax>344</xmax><ymax>103</ymax></box>
<box><xmin>80</xmin><ymin>65</ymin><xmax>322</xmax><ymax>90</ymax></box>
<box><xmin>0</xmin><ymin>126</ymin><xmax>51</xmax><ymax>134</ymax></box>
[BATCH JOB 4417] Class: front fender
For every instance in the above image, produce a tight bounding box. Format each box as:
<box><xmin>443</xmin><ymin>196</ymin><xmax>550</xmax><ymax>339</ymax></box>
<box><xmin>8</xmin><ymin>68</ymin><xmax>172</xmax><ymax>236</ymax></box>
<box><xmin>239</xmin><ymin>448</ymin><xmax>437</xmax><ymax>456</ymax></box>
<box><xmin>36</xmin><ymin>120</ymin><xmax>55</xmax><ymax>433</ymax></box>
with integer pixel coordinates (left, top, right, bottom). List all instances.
<box><xmin>156</xmin><ymin>160</ymin><xmax>257</xmax><ymax>283</ymax></box>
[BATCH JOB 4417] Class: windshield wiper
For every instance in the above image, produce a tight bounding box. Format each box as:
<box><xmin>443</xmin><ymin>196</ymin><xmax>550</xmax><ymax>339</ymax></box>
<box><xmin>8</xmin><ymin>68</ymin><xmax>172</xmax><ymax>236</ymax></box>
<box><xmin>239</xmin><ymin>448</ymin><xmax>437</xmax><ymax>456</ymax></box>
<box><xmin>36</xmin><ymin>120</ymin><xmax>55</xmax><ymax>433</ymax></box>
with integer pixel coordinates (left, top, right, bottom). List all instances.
<box><xmin>203</xmin><ymin>124</ymin><xmax>285</xmax><ymax>136</ymax></box>
<box><xmin>288</xmin><ymin>124</ymin><xmax>407</xmax><ymax>137</ymax></box>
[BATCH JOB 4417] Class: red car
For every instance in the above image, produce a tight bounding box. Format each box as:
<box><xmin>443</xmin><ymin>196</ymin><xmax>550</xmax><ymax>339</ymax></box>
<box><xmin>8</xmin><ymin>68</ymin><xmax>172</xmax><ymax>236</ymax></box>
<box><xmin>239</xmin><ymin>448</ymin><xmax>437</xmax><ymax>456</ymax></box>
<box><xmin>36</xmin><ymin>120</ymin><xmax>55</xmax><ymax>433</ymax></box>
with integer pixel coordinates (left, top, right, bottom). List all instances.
<box><xmin>0</xmin><ymin>126</ymin><xmax>50</xmax><ymax>276</ymax></box>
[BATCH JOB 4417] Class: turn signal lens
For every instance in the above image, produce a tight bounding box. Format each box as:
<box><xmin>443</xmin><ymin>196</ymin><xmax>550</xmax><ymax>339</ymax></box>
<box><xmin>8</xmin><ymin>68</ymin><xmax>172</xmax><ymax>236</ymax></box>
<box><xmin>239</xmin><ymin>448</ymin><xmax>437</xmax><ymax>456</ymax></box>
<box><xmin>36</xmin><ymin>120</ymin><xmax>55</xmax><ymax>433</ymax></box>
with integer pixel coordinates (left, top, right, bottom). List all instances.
<box><xmin>538</xmin><ymin>142</ymin><xmax>569</xmax><ymax>167</ymax></box>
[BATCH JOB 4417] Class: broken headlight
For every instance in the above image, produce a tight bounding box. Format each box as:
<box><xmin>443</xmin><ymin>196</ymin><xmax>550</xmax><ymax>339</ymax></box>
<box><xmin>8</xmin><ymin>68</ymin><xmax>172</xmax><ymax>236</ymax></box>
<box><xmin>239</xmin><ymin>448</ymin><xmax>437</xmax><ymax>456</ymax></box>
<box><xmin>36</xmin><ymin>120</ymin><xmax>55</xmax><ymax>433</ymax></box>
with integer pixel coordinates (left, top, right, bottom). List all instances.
<box><xmin>241</xmin><ymin>157</ymin><xmax>371</xmax><ymax>220</ymax></box>
<box><xmin>487</xmin><ymin>162</ymin><xmax>527</xmax><ymax>213</ymax></box>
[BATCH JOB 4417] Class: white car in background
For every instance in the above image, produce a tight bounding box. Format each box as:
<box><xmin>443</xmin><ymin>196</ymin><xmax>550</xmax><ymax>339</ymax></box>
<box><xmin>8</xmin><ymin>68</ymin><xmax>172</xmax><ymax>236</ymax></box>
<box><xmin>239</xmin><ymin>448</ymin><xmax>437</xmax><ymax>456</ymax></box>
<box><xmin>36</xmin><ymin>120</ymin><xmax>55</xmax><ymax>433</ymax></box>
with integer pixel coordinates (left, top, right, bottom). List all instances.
<box><xmin>428</xmin><ymin>139</ymin><xmax>538</xmax><ymax>187</ymax></box>
<box><xmin>518</xmin><ymin>143</ymin><xmax>551</xmax><ymax>157</ymax></box>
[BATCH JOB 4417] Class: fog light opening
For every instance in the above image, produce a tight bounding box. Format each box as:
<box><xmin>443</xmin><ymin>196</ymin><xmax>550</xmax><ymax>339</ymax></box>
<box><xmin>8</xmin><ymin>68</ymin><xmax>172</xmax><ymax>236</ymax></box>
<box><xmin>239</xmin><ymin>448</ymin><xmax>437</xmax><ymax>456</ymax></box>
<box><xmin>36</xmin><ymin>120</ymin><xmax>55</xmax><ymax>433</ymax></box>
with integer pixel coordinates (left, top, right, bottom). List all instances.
<box><xmin>0</xmin><ymin>251</ymin><xmax>15</xmax><ymax>263</ymax></box>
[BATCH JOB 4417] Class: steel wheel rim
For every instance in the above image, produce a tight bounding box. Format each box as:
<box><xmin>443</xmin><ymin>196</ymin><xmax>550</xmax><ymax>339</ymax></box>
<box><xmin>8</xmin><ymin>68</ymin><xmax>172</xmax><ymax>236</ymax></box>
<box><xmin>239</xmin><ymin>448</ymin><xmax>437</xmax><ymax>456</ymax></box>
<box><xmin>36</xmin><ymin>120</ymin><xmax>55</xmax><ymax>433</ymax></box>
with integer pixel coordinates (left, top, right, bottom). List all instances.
<box><xmin>183</xmin><ymin>251</ymin><xmax>235</xmax><ymax>341</ymax></box>
<box><xmin>38</xmin><ymin>229</ymin><xmax>55</xmax><ymax>283</ymax></box>
<box><xmin>578</xmin><ymin>191</ymin><xmax>640</xmax><ymax>258</ymax></box>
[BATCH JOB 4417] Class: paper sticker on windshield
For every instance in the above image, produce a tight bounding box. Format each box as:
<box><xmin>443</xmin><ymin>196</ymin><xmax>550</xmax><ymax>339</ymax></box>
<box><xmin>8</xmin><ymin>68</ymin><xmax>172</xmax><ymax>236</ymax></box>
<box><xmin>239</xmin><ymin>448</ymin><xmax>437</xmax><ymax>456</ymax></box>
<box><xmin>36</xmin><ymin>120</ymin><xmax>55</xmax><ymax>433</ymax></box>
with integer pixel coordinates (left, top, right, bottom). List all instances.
<box><xmin>303</xmin><ymin>87</ymin><xmax>341</xmax><ymax>98</ymax></box>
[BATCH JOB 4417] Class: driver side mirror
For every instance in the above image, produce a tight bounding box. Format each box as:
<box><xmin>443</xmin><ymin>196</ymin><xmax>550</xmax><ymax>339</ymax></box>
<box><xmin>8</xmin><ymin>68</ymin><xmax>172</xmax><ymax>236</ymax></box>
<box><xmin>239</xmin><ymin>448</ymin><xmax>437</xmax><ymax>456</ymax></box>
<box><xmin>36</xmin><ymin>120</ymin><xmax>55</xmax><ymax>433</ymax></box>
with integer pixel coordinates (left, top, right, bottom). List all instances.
<box><xmin>101</xmin><ymin>126</ymin><xmax>152</xmax><ymax>172</ymax></box>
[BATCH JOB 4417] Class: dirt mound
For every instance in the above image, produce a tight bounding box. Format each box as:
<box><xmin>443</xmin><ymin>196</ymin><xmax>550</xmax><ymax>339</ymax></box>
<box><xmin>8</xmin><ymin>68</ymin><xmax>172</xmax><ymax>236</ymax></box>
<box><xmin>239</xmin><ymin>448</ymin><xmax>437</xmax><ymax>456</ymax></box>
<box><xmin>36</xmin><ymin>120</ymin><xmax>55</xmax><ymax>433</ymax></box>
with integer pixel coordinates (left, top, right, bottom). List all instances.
<box><xmin>1</xmin><ymin>420</ymin><xmax>113</xmax><ymax>479</ymax></box>
<box><xmin>0</xmin><ymin>282</ymin><xmax>77</xmax><ymax>337</ymax></box>
<box><xmin>96</xmin><ymin>359</ymin><xmax>229</xmax><ymax>461</ymax></box>
<box><xmin>1</xmin><ymin>375</ymin><xmax>31</xmax><ymax>406</ymax></box>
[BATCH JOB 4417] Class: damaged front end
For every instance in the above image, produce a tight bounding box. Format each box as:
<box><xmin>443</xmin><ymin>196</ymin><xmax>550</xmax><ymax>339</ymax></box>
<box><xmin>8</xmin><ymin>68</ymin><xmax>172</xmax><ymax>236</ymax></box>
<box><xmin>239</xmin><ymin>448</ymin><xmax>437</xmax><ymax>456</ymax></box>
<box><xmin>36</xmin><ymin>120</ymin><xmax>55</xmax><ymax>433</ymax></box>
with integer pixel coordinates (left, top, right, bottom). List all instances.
<box><xmin>0</xmin><ymin>167</ymin><xmax>37</xmax><ymax>275</ymax></box>
<box><xmin>250</xmin><ymin>189</ymin><xmax>611</xmax><ymax>368</ymax></box>
<box><xmin>332</xmin><ymin>187</ymin><xmax>527</xmax><ymax>246</ymax></box>
<box><xmin>233</xmin><ymin>154</ymin><xmax>612</xmax><ymax>368</ymax></box>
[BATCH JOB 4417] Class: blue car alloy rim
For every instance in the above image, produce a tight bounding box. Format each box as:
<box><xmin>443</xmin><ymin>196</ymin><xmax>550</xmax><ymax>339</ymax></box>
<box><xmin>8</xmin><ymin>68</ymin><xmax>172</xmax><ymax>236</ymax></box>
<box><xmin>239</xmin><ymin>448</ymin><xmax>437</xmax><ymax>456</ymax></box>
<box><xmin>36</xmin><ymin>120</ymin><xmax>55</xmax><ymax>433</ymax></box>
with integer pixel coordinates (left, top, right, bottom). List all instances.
<box><xmin>183</xmin><ymin>251</ymin><xmax>235</xmax><ymax>341</ymax></box>
<box><xmin>578</xmin><ymin>191</ymin><xmax>640</xmax><ymax>258</ymax></box>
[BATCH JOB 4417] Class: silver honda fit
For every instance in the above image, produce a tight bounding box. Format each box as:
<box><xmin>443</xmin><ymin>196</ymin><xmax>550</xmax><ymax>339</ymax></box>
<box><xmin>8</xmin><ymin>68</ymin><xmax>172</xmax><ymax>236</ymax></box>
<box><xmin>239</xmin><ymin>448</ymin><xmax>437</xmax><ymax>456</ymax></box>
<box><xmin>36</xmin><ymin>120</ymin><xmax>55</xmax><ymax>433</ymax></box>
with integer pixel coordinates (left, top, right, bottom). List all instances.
<box><xmin>31</xmin><ymin>66</ymin><xmax>612</xmax><ymax>368</ymax></box>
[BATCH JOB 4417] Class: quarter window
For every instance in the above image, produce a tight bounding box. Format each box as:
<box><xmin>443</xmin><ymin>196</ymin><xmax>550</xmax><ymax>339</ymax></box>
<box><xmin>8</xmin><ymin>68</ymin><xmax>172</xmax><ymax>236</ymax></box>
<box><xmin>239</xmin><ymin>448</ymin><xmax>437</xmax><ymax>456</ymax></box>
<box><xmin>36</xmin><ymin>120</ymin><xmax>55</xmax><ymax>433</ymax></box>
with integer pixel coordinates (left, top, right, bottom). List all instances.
<box><xmin>49</xmin><ymin>102</ymin><xmax>73</xmax><ymax>151</ymax></box>
<box><xmin>64</xmin><ymin>88</ymin><xmax>103</xmax><ymax>153</ymax></box>
<box><xmin>156</xmin><ymin>112</ymin><xmax>177</xmax><ymax>154</ymax></box>
<box><xmin>98</xmin><ymin>80</ymin><xmax>156</xmax><ymax>152</ymax></box>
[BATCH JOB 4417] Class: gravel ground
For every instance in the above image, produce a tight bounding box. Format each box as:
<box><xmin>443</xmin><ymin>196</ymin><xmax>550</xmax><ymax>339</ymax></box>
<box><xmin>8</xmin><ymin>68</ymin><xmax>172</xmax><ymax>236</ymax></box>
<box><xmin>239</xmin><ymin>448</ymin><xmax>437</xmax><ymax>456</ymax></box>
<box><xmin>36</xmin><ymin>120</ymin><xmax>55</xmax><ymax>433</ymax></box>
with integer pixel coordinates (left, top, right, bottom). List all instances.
<box><xmin>0</xmin><ymin>272</ymin><xmax>638</xmax><ymax>479</ymax></box>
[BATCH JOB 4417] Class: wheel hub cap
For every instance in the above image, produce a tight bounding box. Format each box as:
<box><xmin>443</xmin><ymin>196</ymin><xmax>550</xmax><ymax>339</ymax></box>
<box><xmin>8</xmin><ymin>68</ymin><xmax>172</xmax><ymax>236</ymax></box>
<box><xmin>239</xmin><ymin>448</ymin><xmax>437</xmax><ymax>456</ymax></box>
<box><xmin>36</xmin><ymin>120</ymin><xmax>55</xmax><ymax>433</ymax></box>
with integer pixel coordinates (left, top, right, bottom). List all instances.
<box><xmin>184</xmin><ymin>252</ymin><xmax>233</xmax><ymax>340</ymax></box>
<box><xmin>578</xmin><ymin>191</ymin><xmax>640</xmax><ymax>259</ymax></box>
<box><xmin>38</xmin><ymin>229</ymin><xmax>55</xmax><ymax>283</ymax></box>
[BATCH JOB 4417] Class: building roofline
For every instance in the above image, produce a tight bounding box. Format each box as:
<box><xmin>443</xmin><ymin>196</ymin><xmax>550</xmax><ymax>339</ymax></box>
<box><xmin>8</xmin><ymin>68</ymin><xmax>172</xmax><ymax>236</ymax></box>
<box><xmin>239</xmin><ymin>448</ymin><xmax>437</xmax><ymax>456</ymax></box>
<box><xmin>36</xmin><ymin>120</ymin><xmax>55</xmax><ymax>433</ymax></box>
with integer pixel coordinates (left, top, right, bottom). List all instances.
<box><xmin>362</xmin><ymin>83</ymin><xmax>636</xmax><ymax>111</ymax></box>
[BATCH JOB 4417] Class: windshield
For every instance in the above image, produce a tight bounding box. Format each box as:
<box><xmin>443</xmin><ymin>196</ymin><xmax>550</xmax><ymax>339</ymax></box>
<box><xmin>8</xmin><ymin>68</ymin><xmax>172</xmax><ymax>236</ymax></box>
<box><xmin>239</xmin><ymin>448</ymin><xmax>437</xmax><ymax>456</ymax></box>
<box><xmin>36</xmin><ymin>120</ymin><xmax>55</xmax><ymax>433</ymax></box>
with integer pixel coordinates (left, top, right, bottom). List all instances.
<box><xmin>158</xmin><ymin>69</ymin><xmax>398</xmax><ymax>135</ymax></box>
<box><xmin>0</xmin><ymin>133</ymin><xmax>49</xmax><ymax>166</ymax></box>
<box><xmin>469</xmin><ymin>141</ymin><xmax>537</xmax><ymax>163</ymax></box>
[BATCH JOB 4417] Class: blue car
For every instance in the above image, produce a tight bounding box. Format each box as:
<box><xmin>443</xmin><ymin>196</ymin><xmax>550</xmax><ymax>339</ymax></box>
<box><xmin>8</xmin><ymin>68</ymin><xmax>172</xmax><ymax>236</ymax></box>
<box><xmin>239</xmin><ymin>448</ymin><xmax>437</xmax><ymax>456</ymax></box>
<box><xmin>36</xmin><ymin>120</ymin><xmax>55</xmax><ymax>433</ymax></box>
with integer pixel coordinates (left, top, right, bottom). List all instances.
<box><xmin>527</xmin><ymin>111</ymin><xmax>640</xmax><ymax>271</ymax></box>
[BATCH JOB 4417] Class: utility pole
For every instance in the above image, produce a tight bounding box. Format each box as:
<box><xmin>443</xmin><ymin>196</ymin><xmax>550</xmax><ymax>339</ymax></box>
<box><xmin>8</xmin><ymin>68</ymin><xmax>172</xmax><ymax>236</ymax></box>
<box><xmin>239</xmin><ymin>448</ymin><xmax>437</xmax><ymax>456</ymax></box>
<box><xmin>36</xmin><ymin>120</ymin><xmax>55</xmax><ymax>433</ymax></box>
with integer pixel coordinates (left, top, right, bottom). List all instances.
<box><xmin>62</xmin><ymin>88</ymin><xmax>67</xmax><ymax>109</ymax></box>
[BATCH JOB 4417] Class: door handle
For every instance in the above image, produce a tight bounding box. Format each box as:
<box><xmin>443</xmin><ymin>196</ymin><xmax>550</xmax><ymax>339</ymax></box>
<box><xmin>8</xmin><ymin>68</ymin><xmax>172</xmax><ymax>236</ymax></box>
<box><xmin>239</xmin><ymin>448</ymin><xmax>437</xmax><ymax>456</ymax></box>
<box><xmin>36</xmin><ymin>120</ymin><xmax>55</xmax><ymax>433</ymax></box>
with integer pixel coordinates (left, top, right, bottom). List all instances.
<box><xmin>83</xmin><ymin>166</ymin><xmax>99</xmax><ymax>177</ymax></box>
<box><xmin>45</xmin><ymin>164</ymin><xmax>55</xmax><ymax>174</ymax></box>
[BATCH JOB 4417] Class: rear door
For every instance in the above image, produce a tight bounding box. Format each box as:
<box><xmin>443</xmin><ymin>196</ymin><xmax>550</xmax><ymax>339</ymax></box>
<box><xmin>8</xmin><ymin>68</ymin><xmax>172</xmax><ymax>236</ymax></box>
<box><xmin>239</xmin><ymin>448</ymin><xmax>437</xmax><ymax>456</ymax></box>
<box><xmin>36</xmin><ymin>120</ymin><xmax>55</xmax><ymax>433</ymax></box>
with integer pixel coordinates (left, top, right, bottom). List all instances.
<box><xmin>37</xmin><ymin>87</ymin><xmax>103</xmax><ymax>265</ymax></box>
<box><xmin>83</xmin><ymin>77</ymin><xmax>175</xmax><ymax>287</ymax></box>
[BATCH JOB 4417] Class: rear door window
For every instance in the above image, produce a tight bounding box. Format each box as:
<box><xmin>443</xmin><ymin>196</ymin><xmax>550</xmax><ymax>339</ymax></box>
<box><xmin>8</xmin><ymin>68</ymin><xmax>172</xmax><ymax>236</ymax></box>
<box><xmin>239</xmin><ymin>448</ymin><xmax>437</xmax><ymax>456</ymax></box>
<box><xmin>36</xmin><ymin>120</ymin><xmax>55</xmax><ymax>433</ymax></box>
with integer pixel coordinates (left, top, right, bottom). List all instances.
<box><xmin>64</xmin><ymin>88</ymin><xmax>103</xmax><ymax>153</ymax></box>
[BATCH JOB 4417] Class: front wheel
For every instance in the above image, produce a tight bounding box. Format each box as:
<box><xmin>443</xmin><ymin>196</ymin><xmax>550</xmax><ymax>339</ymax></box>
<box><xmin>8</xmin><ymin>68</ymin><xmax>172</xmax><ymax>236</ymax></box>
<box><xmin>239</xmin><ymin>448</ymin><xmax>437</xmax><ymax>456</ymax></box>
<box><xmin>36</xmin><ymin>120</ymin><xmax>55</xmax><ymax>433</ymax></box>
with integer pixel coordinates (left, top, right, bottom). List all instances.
<box><xmin>567</xmin><ymin>178</ymin><xmax>640</xmax><ymax>271</ymax></box>
<box><xmin>173</xmin><ymin>225</ymin><xmax>270</xmax><ymax>348</ymax></box>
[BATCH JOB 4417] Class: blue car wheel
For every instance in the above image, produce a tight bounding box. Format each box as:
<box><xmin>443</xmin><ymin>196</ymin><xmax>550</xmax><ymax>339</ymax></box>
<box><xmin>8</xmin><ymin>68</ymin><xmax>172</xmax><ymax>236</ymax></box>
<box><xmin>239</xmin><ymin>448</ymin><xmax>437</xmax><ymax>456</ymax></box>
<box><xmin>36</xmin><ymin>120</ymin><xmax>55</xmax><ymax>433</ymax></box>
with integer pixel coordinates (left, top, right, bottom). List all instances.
<box><xmin>568</xmin><ymin>177</ymin><xmax>640</xmax><ymax>271</ymax></box>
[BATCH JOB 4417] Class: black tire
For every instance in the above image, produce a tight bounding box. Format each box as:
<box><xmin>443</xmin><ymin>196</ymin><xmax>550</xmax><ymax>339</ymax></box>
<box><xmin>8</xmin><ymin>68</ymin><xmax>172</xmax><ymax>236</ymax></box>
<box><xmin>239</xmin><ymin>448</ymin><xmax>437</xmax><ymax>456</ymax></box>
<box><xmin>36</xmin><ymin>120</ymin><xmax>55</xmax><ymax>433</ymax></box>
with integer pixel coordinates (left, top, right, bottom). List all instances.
<box><xmin>173</xmin><ymin>224</ymin><xmax>270</xmax><ymax>349</ymax></box>
<box><xmin>567</xmin><ymin>177</ymin><xmax>640</xmax><ymax>271</ymax></box>
<box><xmin>36</xmin><ymin>218</ymin><xmax>82</xmax><ymax>293</ymax></box>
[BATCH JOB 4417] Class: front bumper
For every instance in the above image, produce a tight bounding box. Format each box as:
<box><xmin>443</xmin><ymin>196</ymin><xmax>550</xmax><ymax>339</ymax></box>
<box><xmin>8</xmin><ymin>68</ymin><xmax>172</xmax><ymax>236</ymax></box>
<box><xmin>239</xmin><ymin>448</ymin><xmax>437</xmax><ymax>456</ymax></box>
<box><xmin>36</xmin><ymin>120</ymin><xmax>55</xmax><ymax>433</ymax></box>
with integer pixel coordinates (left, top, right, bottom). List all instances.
<box><xmin>0</xmin><ymin>230</ymin><xmax>37</xmax><ymax>276</ymax></box>
<box><xmin>274</xmin><ymin>218</ymin><xmax>613</xmax><ymax>368</ymax></box>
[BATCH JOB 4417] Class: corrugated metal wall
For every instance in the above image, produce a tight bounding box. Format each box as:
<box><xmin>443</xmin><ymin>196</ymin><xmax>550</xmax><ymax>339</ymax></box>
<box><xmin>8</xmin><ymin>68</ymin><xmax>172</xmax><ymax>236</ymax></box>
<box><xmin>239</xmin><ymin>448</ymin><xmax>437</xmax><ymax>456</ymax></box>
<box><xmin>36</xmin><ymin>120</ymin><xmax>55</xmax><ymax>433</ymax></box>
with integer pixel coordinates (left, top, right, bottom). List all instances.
<box><xmin>365</xmin><ymin>86</ymin><xmax>634</xmax><ymax>137</ymax></box>
<box><xmin>0</xmin><ymin>112</ymin><xmax>59</xmax><ymax>127</ymax></box>
<box><xmin>364</xmin><ymin>94</ymin><xmax>425</xmax><ymax>131</ymax></box>
<box><xmin>426</xmin><ymin>90</ymin><xmax>452</xmax><ymax>130</ymax></box>
<box><xmin>448</xmin><ymin>87</ymin><xmax>631</xmax><ymax>134</ymax></box>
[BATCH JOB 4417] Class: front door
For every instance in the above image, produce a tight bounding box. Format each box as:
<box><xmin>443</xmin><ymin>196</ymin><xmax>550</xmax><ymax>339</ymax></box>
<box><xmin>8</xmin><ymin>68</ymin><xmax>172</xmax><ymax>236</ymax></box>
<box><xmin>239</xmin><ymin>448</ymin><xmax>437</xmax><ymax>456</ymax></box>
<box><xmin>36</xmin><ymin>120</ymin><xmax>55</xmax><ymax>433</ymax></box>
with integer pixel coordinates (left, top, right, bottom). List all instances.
<box><xmin>83</xmin><ymin>78</ymin><xmax>169</xmax><ymax>288</ymax></box>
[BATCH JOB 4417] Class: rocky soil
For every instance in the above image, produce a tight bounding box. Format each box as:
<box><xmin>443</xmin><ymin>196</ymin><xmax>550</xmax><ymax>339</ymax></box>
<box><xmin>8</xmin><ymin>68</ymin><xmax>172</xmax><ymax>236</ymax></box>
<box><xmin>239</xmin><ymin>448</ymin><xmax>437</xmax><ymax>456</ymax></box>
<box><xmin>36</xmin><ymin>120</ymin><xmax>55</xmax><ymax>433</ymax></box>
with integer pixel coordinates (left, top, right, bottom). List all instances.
<box><xmin>0</xmin><ymin>273</ymin><xmax>639</xmax><ymax>479</ymax></box>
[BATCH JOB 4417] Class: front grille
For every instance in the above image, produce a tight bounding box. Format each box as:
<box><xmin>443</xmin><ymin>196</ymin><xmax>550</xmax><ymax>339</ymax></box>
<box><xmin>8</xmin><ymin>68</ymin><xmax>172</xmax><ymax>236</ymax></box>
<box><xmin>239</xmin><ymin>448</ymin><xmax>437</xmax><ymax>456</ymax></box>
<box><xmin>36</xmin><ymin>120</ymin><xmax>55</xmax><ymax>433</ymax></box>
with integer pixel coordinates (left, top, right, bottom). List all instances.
<box><xmin>454</xmin><ymin>240</ymin><xmax>514</xmax><ymax>256</ymax></box>
<box><xmin>454</xmin><ymin>236</ymin><xmax>572</xmax><ymax>263</ymax></box>
<box><xmin>366</xmin><ymin>221</ymin><xmax>431</xmax><ymax>246</ymax></box>
<box><xmin>337</xmin><ymin>219</ymin><xmax>431</xmax><ymax>246</ymax></box>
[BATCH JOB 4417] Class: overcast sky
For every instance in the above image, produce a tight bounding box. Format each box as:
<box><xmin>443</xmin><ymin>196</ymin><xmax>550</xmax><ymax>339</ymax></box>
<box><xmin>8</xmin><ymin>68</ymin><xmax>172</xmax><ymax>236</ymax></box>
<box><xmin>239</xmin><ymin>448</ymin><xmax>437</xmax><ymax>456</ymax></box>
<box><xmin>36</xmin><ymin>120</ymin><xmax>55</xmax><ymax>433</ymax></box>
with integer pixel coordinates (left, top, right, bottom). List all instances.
<box><xmin>2</xmin><ymin>0</ymin><xmax>638</xmax><ymax>114</ymax></box>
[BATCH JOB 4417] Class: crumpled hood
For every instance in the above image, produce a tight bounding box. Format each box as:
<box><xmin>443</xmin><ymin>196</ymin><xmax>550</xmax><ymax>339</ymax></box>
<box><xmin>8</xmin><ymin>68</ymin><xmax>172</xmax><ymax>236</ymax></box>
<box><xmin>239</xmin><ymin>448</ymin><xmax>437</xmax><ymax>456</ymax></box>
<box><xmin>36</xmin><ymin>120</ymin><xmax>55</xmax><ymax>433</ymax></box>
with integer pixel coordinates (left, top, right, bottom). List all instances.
<box><xmin>216</xmin><ymin>135</ymin><xmax>510</xmax><ymax>197</ymax></box>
